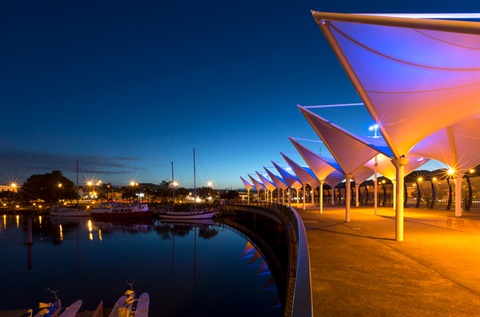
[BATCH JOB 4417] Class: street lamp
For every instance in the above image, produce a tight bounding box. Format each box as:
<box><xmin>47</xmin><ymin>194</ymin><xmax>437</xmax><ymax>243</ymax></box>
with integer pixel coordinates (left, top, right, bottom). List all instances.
<box><xmin>11</xmin><ymin>183</ymin><xmax>17</xmax><ymax>209</ymax></box>
<box><xmin>58</xmin><ymin>183</ymin><xmax>63</xmax><ymax>202</ymax></box>
<box><xmin>129</xmin><ymin>181</ymin><xmax>138</xmax><ymax>202</ymax></box>
<box><xmin>172</xmin><ymin>181</ymin><xmax>178</xmax><ymax>208</ymax></box>
<box><xmin>207</xmin><ymin>181</ymin><xmax>213</xmax><ymax>199</ymax></box>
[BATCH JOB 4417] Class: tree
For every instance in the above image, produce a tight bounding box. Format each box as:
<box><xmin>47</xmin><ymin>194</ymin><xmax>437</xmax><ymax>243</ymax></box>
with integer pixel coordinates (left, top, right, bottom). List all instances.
<box><xmin>21</xmin><ymin>170</ymin><xmax>77</xmax><ymax>203</ymax></box>
<box><xmin>220</xmin><ymin>190</ymin><xmax>239</xmax><ymax>201</ymax></box>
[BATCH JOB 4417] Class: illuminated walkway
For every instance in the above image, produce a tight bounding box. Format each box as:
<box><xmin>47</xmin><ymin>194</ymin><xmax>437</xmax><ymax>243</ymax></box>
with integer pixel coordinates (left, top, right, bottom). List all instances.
<box><xmin>295</xmin><ymin>205</ymin><xmax>480</xmax><ymax>316</ymax></box>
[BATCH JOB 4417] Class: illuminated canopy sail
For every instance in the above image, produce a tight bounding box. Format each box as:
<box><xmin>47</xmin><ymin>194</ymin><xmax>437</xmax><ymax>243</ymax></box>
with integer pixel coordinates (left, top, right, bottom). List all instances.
<box><xmin>240</xmin><ymin>176</ymin><xmax>254</xmax><ymax>191</ymax></box>
<box><xmin>264</xmin><ymin>167</ymin><xmax>289</xmax><ymax>190</ymax></box>
<box><xmin>280</xmin><ymin>152</ymin><xmax>319</xmax><ymax>187</ymax></box>
<box><xmin>410</xmin><ymin>118</ymin><xmax>480</xmax><ymax>173</ymax></box>
<box><xmin>256</xmin><ymin>171</ymin><xmax>276</xmax><ymax>191</ymax></box>
<box><xmin>248</xmin><ymin>175</ymin><xmax>265</xmax><ymax>191</ymax></box>
<box><xmin>311</xmin><ymin>12</ymin><xmax>480</xmax><ymax>158</ymax></box>
<box><xmin>299</xmin><ymin>106</ymin><xmax>382</xmax><ymax>175</ymax></box>
<box><xmin>272</xmin><ymin>161</ymin><xmax>303</xmax><ymax>189</ymax></box>
<box><xmin>288</xmin><ymin>137</ymin><xmax>337</xmax><ymax>181</ymax></box>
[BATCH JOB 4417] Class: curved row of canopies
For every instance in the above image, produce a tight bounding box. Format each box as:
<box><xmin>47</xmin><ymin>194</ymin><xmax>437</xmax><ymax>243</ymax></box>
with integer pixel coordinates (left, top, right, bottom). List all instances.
<box><xmin>240</xmin><ymin>12</ymin><xmax>480</xmax><ymax>241</ymax></box>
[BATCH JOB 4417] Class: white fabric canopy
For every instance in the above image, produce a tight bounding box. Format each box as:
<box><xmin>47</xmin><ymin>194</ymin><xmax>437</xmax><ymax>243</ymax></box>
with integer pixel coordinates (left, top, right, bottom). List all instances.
<box><xmin>364</xmin><ymin>153</ymin><xmax>430</xmax><ymax>180</ymax></box>
<box><xmin>352</xmin><ymin>166</ymin><xmax>374</xmax><ymax>185</ymax></box>
<box><xmin>299</xmin><ymin>106</ymin><xmax>383</xmax><ymax>174</ymax></box>
<box><xmin>240</xmin><ymin>176</ymin><xmax>254</xmax><ymax>190</ymax></box>
<box><xmin>325</xmin><ymin>170</ymin><xmax>345</xmax><ymax>188</ymax></box>
<box><xmin>272</xmin><ymin>161</ymin><xmax>303</xmax><ymax>190</ymax></box>
<box><xmin>280</xmin><ymin>152</ymin><xmax>319</xmax><ymax>187</ymax></box>
<box><xmin>410</xmin><ymin>117</ymin><xmax>480</xmax><ymax>173</ymax></box>
<box><xmin>256</xmin><ymin>171</ymin><xmax>276</xmax><ymax>191</ymax></box>
<box><xmin>248</xmin><ymin>175</ymin><xmax>265</xmax><ymax>191</ymax></box>
<box><xmin>311</xmin><ymin>12</ymin><xmax>480</xmax><ymax>239</ymax></box>
<box><xmin>312</xmin><ymin>12</ymin><xmax>480</xmax><ymax>159</ymax></box>
<box><xmin>264</xmin><ymin>167</ymin><xmax>289</xmax><ymax>190</ymax></box>
<box><xmin>289</xmin><ymin>137</ymin><xmax>337</xmax><ymax>181</ymax></box>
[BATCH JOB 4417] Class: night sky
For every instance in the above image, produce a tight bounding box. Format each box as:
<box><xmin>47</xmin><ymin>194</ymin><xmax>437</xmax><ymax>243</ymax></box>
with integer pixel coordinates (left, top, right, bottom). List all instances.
<box><xmin>1</xmin><ymin>0</ymin><xmax>478</xmax><ymax>189</ymax></box>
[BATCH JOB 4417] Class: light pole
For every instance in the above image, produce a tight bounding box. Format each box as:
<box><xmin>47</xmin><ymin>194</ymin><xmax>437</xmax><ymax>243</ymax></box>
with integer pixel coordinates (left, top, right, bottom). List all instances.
<box><xmin>207</xmin><ymin>181</ymin><xmax>213</xmax><ymax>202</ymax></box>
<box><xmin>58</xmin><ymin>183</ymin><xmax>62</xmax><ymax>203</ymax></box>
<box><xmin>130</xmin><ymin>181</ymin><xmax>138</xmax><ymax>202</ymax></box>
<box><xmin>11</xmin><ymin>183</ymin><xmax>17</xmax><ymax>210</ymax></box>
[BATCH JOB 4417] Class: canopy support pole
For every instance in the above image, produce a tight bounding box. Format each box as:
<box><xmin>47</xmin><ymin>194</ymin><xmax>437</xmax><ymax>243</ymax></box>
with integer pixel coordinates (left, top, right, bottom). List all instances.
<box><xmin>319</xmin><ymin>181</ymin><xmax>324</xmax><ymax>214</ymax></box>
<box><xmin>392</xmin><ymin>180</ymin><xmax>397</xmax><ymax>210</ymax></box>
<box><xmin>303</xmin><ymin>185</ymin><xmax>306</xmax><ymax>210</ymax></box>
<box><xmin>392</xmin><ymin>157</ymin><xmax>409</xmax><ymax>241</ymax></box>
<box><xmin>374</xmin><ymin>156</ymin><xmax>378</xmax><ymax>215</ymax></box>
<box><xmin>455</xmin><ymin>177</ymin><xmax>463</xmax><ymax>217</ymax></box>
<box><xmin>345</xmin><ymin>174</ymin><xmax>352</xmax><ymax>222</ymax></box>
<box><xmin>331</xmin><ymin>186</ymin><xmax>335</xmax><ymax>205</ymax></box>
<box><xmin>311</xmin><ymin>185</ymin><xmax>315</xmax><ymax>207</ymax></box>
<box><xmin>355</xmin><ymin>184</ymin><xmax>360</xmax><ymax>207</ymax></box>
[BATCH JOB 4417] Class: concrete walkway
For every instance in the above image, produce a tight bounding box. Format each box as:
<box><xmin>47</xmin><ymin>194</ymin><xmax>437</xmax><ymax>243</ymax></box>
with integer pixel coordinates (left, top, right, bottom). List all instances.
<box><xmin>295</xmin><ymin>205</ymin><xmax>480</xmax><ymax>317</ymax></box>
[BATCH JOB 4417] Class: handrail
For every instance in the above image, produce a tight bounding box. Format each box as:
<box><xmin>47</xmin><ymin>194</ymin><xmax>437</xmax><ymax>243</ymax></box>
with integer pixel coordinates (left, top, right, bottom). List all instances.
<box><xmin>226</xmin><ymin>203</ymin><xmax>313</xmax><ymax>317</ymax></box>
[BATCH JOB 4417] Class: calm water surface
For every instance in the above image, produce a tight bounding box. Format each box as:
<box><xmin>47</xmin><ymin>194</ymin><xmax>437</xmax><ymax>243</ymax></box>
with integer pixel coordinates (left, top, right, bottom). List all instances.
<box><xmin>0</xmin><ymin>214</ymin><xmax>283</xmax><ymax>316</ymax></box>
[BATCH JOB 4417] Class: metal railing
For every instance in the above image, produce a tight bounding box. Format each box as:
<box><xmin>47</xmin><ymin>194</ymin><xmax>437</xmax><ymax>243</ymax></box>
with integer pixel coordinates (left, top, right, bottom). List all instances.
<box><xmin>227</xmin><ymin>203</ymin><xmax>313</xmax><ymax>317</ymax></box>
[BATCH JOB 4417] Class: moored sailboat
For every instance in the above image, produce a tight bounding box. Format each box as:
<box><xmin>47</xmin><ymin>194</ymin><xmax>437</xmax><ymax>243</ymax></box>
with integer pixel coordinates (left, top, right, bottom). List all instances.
<box><xmin>50</xmin><ymin>161</ymin><xmax>90</xmax><ymax>217</ymax></box>
<box><xmin>157</xmin><ymin>149</ymin><xmax>217</xmax><ymax>220</ymax></box>
<box><xmin>90</xmin><ymin>202</ymin><xmax>153</xmax><ymax>219</ymax></box>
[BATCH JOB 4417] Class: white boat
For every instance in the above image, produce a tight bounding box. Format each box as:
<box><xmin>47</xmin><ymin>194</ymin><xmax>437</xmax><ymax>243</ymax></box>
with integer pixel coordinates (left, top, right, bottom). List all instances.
<box><xmin>90</xmin><ymin>202</ymin><xmax>153</xmax><ymax>219</ymax></box>
<box><xmin>157</xmin><ymin>149</ymin><xmax>218</xmax><ymax>220</ymax></box>
<box><xmin>59</xmin><ymin>300</ymin><xmax>82</xmax><ymax>317</ymax></box>
<box><xmin>50</xmin><ymin>206</ymin><xmax>90</xmax><ymax>217</ymax></box>
<box><xmin>109</xmin><ymin>282</ymin><xmax>149</xmax><ymax>317</ymax></box>
<box><xmin>157</xmin><ymin>209</ymin><xmax>216</xmax><ymax>220</ymax></box>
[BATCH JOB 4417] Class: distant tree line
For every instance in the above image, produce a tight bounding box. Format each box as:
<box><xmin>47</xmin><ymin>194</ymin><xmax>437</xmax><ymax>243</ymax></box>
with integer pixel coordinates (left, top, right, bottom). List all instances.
<box><xmin>2</xmin><ymin>170</ymin><xmax>239</xmax><ymax>206</ymax></box>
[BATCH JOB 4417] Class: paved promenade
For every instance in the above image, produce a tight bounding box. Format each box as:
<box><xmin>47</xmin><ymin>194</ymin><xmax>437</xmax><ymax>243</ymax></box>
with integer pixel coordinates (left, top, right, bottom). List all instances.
<box><xmin>295</xmin><ymin>205</ymin><xmax>480</xmax><ymax>317</ymax></box>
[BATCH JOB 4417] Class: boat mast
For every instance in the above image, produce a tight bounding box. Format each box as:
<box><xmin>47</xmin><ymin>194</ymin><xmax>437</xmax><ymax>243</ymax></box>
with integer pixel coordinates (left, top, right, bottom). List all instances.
<box><xmin>193</xmin><ymin>148</ymin><xmax>197</xmax><ymax>209</ymax></box>
<box><xmin>172</xmin><ymin>161</ymin><xmax>175</xmax><ymax>210</ymax></box>
<box><xmin>76</xmin><ymin>160</ymin><xmax>79</xmax><ymax>206</ymax></box>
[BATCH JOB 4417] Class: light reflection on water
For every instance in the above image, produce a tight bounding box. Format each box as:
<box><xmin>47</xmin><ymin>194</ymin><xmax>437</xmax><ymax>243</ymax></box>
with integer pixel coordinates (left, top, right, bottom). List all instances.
<box><xmin>0</xmin><ymin>214</ymin><xmax>283</xmax><ymax>317</ymax></box>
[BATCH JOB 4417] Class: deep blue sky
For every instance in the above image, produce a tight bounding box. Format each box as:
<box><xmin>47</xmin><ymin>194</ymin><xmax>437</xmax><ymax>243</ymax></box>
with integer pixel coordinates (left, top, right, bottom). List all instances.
<box><xmin>1</xmin><ymin>0</ymin><xmax>478</xmax><ymax>189</ymax></box>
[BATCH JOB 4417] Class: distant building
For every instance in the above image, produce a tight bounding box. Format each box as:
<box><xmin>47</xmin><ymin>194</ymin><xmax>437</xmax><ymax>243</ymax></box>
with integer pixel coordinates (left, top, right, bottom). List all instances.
<box><xmin>0</xmin><ymin>185</ymin><xmax>17</xmax><ymax>193</ymax></box>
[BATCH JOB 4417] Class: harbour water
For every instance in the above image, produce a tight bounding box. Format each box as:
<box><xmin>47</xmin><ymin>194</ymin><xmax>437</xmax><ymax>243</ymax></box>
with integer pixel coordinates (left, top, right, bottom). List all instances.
<box><xmin>0</xmin><ymin>213</ymin><xmax>285</xmax><ymax>316</ymax></box>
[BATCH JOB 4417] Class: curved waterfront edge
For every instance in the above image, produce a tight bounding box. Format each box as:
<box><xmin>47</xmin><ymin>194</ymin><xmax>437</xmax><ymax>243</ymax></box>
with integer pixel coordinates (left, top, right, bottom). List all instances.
<box><xmin>226</xmin><ymin>203</ymin><xmax>313</xmax><ymax>317</ymax></box>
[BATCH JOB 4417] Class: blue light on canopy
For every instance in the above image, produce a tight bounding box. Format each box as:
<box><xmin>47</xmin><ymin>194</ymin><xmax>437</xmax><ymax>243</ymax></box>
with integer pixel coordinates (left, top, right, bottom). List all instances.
<box><xmin>240</xmin><ymin>176</ymin><xmax>254</xmax><ymax>190</ymax></box>
<box><xmin>280</xmin><ymin>152</ymin><xmax>319</xmax><ymax>186</ymax></box>
<box><xmin>271</xmin><ymin>161</ymin><xmax>302</xmax><ymax>189</ymax></box>
<box><xmin>263</xmin><ymin>167</ymin><xmax>288</xmax><ymax>190</ymax></box>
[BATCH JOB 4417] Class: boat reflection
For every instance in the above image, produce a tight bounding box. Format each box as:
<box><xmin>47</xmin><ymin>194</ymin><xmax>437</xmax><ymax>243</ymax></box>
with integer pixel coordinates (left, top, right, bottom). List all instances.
<box><xmin>1</xmin><ymin>213</ymin><xmax>286</xmax><ymax>316</ymax></box>
<box><xmin>91</xmin><ymin>219</ymin><xmax>153</xmax><ymax>234</ymax></box>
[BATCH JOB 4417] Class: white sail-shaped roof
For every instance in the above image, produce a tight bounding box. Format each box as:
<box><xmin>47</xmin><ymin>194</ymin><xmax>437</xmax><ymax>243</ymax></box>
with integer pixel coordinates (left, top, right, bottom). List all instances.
<box><xmin>365</xmin><ymin>153</ymin><xmax>430</xmax><ymax>180</ymax></box>
<box><xmin>299</xmin><ymin>106</ymin><xmax>382</xmax><ymax>174</ymax></box>
<box><xmin>272</xmin><ymin>161</ymin><xmax>303</xmax><ymax>189</ymax></box>
<box><xmin>325</xmin><ymin>170</ymin><xmax>345</xmax><ymax>188</ymax></box>
<box><xmin>280</xmin><ymin>152</ymin><xmax>319</xmax><ymax>187</ymax></box>
<box><xmin>288</xmin><ymin>137</ymin><xmax>337</xmax><ymax>181</ymax></box>
<box><xmin>248</xmin><ymin>175</ymin><xmax>265</xmax><ymax>191</ymax></box>
<box><xmin>410</xmin><ymin>117</ymin><xmax>480</xmax><ymax>173</ymax></box>
<box><xmin>240</xmin><ymin>176</ymin><xmax>254</xmax><ymax>191</ymax></box>
<box><xmin>352</xmin><ymin>166</ymin><xmax>374</xmax><ymax>185</ymax></box>
<box><xmin>311</xmin><ymin>12</ymin><xmax>480</xmax><ymax>159</ymax></box>
<box><xmin>264</xmin><ymin>167</ymin><xmax>289</xmax><ymax>190</ymax></box>
<box><xmin>256</xmin><ymin>171</ymin><xmax>276</xmax><ymax>191</ymax></box>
